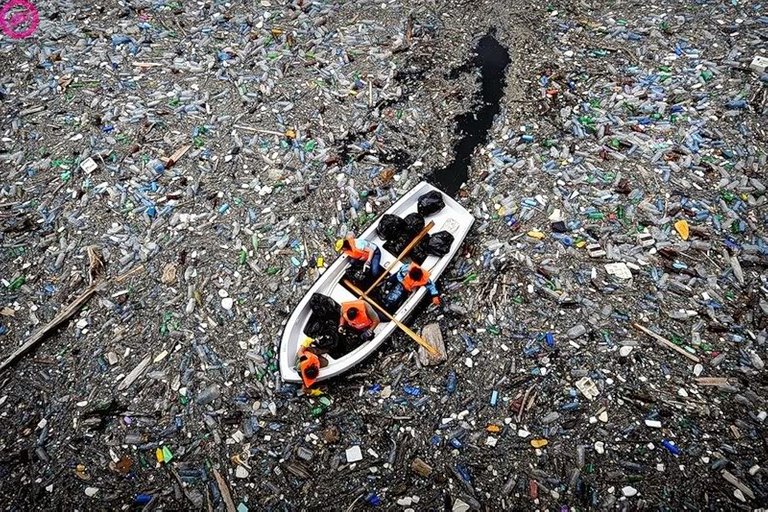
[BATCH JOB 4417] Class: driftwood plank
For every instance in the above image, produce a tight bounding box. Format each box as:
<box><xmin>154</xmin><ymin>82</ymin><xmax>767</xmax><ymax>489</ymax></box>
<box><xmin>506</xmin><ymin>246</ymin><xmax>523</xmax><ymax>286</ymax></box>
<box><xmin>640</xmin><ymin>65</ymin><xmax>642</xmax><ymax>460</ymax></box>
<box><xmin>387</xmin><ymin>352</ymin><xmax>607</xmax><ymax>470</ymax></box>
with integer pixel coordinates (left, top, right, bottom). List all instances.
<box><xmin>418</xmin><ymin>323</ymin><xmax>447</xmax><ymax>366</ymax></box>
<box><xmin>0</xmin><ymin>282</ymin><xmax>106</xmax><ymax>375</ymax></box>
<box><xmin>213</xmin><ymin>468</ymin><xmax>237</xmax><ymax>512</ymax></box>
<box><xmin>633</xmin><ymin>323</ymin><xmax>700</xmax><ymax>363</ymax></box>
<box><xmin>0</xmin><ymin>267</ymin><xmax>144</xmax><ymax>375</ymax></box>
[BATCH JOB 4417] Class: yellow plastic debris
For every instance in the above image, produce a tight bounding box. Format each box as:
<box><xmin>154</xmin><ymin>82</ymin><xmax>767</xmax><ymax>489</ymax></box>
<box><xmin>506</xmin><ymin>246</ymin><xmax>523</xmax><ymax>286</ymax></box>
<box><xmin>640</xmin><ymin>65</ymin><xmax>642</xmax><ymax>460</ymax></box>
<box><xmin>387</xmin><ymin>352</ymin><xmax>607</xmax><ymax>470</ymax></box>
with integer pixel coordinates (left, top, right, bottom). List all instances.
<box><xmin>316</xmin><ymin>256</ymin><xmax>324</xmax><ymax>268</ymax></box>
<box><xmin>301</xmin><ymin>337</ymin><xmax>314</xmax><ymax>348</ymax></box>
<box><xmin>527</xmin><ymin>230</ymin><xmax>545</xmax><ymax>240</ymax></box>
<box><xmin>155</xmin><ymin>447</ymin><xmax>164</xmax><ymax>463</ymax></box>
<box><xmin>271</xmin><ymin>28</ymin><xmax>284</xmax><ymax>37</ymax></box>
<box><xmin>674</xmin><ymin>220</ymin><xmax>690</xmax><ymax>240</ymax></box>
<box><xmin>486</xmin><ymin>424</ymin><xmax>501</xmax><ymax>433</ymax></box>
<box><xmin>74</xmin><ymin>464</ymin><xmax>89</xmax><ymax>480</ymax></box>
<box><xmin>285</xmin><ymin>129</ymin><xmax>297</xmax><ymax>139</ymax></box>
<box><xmin>531</xmin><ymin>438</ymin><xmax>549</xmax><ymax>449</ymax></box>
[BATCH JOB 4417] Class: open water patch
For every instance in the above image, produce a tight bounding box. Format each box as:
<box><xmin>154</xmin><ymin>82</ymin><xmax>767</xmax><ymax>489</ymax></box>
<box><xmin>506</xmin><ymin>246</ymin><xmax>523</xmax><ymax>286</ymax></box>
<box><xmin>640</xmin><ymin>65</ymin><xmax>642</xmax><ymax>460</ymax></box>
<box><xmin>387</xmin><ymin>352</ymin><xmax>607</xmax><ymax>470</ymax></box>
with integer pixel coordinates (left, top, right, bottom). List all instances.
<box><xmin>432</xmin><ymin>33</ymin><xmax>510</xmax><ymax>195</ymax></box>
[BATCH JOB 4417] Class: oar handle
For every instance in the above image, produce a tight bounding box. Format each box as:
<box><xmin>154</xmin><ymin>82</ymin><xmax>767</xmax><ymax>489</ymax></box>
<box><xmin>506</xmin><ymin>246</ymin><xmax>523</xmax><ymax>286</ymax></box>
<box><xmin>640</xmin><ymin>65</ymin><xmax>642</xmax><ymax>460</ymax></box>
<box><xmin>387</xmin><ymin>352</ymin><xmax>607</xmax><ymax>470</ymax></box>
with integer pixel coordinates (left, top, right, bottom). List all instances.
<box><xmin>343</xmin><ymin>279</ymin><xmax>437</xmax><ymax>356</ymax></box>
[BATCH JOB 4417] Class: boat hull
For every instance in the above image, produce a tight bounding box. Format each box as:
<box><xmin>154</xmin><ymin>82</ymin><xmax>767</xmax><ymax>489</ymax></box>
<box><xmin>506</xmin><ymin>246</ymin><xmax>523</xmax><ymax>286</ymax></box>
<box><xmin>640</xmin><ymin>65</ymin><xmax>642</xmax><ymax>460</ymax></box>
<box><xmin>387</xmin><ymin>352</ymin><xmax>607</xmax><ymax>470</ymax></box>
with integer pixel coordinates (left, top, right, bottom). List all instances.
<box><xmin>278</xmin><ymin>181</ymin><xmax>474</xmax><ymax>383</ymax></box>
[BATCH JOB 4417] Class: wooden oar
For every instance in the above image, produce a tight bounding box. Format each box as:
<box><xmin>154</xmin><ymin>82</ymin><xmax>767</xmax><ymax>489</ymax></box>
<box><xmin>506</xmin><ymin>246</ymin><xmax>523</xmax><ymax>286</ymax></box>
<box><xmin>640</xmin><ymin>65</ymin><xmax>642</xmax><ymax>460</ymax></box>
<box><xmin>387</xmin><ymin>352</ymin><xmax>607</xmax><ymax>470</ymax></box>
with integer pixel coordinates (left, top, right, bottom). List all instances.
<box><xmin>343</xmin><ymin>279</ymin><xmax>437</xmax><ymax>356</ymax></box>
<box><xmin>363</xmin><ymin>220</ymin><xmax>435</xmax><ymax>296</ymax></box>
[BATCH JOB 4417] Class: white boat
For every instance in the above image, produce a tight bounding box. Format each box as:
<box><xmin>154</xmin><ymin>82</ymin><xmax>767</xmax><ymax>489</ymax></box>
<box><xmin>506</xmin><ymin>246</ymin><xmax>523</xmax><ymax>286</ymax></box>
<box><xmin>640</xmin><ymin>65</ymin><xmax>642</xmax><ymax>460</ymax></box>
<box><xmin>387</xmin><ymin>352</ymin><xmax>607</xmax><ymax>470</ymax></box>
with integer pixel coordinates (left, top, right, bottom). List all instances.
<box><xmin>278</xmin><ymin>181</ymin><xmax>474</xmax><ymax>384</ymax></box>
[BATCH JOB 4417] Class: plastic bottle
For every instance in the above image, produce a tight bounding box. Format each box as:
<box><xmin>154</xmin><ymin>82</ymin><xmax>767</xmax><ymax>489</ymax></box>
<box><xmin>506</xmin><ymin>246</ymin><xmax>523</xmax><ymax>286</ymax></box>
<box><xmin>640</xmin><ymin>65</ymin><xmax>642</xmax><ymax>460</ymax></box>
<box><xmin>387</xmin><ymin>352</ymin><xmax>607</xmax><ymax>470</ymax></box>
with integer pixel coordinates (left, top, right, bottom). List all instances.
<box><xmin>403</xmin><ymin>385</ymin><xmax>421</xmax><ymax>397</ymax></box>
<box><xmin>446</xmin><ymin>371</ymin><xmax>457</xmax><ymax>394</ymax></box>
<box><xmin>567</xmin><ymin>325</ymin><xmax>587</xmax><ymax>339</ymax></box>
<box><xmin>196</xmin><ymin>384</ymin><xmax>221</xmax><ymax>405</ymax></box>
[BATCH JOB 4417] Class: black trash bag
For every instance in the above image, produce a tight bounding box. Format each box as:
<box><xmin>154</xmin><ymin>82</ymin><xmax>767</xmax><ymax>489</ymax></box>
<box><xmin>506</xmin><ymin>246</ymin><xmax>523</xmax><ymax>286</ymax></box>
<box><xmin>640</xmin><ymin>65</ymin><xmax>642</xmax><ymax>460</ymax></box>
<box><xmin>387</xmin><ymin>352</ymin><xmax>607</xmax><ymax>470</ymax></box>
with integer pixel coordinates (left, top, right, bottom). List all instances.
<box><xmin>376</xmin><ymin>214</ymin><xmax>407</xmax><ymax>241</ymax></box>
<box><xmin>383</xmin><ymin>233</ymin><xmax>410</xmax><ymax>256</ymax></box>
<box><xmin>305</xmin><ymin>294</ymin><xmax>340</xmax><ymax>347</ymax></box>
<box><xmin>417</xmin><ymin>190</ymin><xmax>445</xmax><ymax>217</ymax></box>
<box><xmin>410</xmin><ymin>233</ymin><xmax>431</xmax><ymax>264</ymax></box>
<box><xmin>427</xmin><ymin>231</ymin><xmax>454</xmax><ymax>256</ymax></box>
<box><xmin>411</xmin><ymin>245</ymin><xmax>428</xmax><ymax>265</ymax></box>
<box><xmin>331</xmin><ymin>330</ymin><xmax>365</xmax><ymax>359</ymax></box>
<box><xmin>313</xmin><ymin>329</ymin><xmax>340</xmax><ymax>352</ymax></box>
<box><xmin>343</xmin><ymin>261</ymin><xmax>375</xmax><ymax>290</ymax></box>
<box><xmin>403</xmin><ymin>212</ymin><xmax>425</xmax><ymax>239</ymax></box>
<box><xmin>309</xmin><ymin>293</ymin><xmax>339</xmax><ymax>321</ymax></box>
<box><xmin>305</xmin><ymin>318</ymin><xmax>324</xmax><ymax>337</ymax></box>
<box><xmin>305</xmin><ymin>318</ymin><xmax>337</xmax><ymax>339</ymax></box>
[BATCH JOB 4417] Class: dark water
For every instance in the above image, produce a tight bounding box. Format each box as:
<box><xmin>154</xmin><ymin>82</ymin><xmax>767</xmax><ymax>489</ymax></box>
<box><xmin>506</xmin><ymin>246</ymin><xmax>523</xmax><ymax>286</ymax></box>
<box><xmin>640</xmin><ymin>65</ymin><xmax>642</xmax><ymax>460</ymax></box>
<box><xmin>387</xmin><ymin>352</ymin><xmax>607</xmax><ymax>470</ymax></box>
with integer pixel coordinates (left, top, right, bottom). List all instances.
<box><xmin>432</xmin><ymin>34</ymin><xmax>511</xmax><ymax>195</ymax></box>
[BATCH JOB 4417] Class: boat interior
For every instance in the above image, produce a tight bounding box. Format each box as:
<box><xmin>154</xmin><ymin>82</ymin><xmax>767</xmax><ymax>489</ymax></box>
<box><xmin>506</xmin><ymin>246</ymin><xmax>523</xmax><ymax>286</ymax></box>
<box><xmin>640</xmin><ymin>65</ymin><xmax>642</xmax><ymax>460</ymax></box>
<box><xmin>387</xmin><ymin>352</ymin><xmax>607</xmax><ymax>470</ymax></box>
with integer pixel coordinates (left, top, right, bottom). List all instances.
<box><xmin>305</xmin><ymin>215</ymin><xmax>460</xmax><ymax>361</ymax></box>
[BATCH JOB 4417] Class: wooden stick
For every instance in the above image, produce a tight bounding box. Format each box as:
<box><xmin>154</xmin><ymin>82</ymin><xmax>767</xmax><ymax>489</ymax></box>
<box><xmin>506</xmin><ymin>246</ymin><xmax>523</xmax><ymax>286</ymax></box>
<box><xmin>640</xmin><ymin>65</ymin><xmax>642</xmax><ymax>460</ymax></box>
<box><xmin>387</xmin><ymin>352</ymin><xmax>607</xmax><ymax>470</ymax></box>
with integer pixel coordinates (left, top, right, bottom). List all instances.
<box><xmin>212</xmin><ymin>468</ymin><xmax>237</xmax><ymax>512</ymax></box>
<box><xmin>632</xmin><ymin>323</ymin><xmax>700</xmax><ymax>363</ymax></box>
<box><xmin>343</xmin><ymin>280</ymin><xmax>437</xmax><ymax>356</ymax></box>
<box><xmin>163</xmin><ymin>144</ymin><xmax>191</xmax><ymax>168</ymax></box>
<box><xmin>0</xmin><ymin>265</ymin><xmax>146</xmax><ymax>375</ymax></box>
<box><xmin>115</xmin><ymin>264</ymin><xmax>145</xmax><ymax>284</ymax></box>
<box><xmin>0</xmin><ymin>282</ymin><xmax>107</xmax><ymax>375</ymax></box>
<box><xmin>517</xmin><ymin>384</ymin><xmax>534</xmax><ymax>423</ymax></box>
<box><xmin>695</xmin><ymin>377</ymin><xmax>734</xmax><ymax>387</ymax></box>
<box><xmin>363</xmin><ymin>220</ymin><xmax>434</xmax><ymax>296</ymax></box>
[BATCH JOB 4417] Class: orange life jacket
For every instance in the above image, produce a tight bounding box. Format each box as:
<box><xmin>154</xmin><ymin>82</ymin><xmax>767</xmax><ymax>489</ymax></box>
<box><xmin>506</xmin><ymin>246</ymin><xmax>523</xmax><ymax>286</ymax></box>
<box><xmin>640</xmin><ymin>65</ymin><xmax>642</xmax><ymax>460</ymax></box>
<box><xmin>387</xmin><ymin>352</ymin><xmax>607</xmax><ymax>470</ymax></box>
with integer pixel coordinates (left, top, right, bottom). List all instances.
<box><xmin>343</xmin><ymin>238</ymin><xmax>369</xmax><ymax>261</ymax></box>
<box><xmin>298</xmin><ymin>348</ymin><xmax>320</xmax><ymax>388</ymax></box>
<box><xmin>342</xmin><ymin>300</ymin><xmax>374</xmax><ymax>330</ymax></box>
<box><xmin>402</xmin><ymin>263</ymin><xmax>430</xmax><ymax>292</ymax></box>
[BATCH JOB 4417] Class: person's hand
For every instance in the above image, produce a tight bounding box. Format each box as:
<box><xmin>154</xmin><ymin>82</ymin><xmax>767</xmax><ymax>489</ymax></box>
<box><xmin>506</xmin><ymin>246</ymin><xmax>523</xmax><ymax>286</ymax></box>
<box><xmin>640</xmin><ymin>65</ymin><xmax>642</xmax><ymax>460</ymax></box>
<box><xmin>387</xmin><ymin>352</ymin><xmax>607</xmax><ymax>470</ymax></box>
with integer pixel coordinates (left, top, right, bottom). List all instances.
<box><xmin>432</xmin><ymin>296</ymin><xmax>441</xmax><ymax>306</ymax></box>
<box><xmin>338</xmin><ymin>325</ymin><xmax>345</xmax><ymax>333</ymax></box>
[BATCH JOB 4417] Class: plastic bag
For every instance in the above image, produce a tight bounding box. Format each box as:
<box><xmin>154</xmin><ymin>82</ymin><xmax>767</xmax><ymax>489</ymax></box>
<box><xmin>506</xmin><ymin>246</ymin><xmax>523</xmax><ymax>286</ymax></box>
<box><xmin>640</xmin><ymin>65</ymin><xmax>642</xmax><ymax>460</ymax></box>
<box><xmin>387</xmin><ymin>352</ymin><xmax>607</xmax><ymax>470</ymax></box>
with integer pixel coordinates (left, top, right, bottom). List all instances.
<box><xmin>313</xmin><ymin>330</ymin><xmax>339</xmax><ymax>352</ymax></box>
<box><xmin>306</xmin><ymin>294</ymin><xmax>341</xmax><ymax>340</ymax></box>
<box><xmin>427</xmin><ymin>231</ymin><xmax>454</xmax><ymax>256</ymax></box>
<box><xmin>411</xmin><ymin>234</ymin><xmax>431</xmax><ymax>264</ymax></box>
<box><xmin>305</xmin><ymin>318</ymin><xmax>337</xmax><ymax>339</ymax></box>
<box><xmin>417</xmin><ymin>191</ymin><xmax>445</xmax><ymax>217</ymax></box>
<box><xmin>403</xmin><ymin>212</ymin><xmax>425</xmax><ymax>239</ymax></box>
<box><xmin>309</xmin><ymin>293</ymin><xmax>340</xmax><ymax>321</ymax></box>
<box><xmin>343</xmin><ymin>261</ymin><xmax>375</xmax><ymax>290</ymax></box>
<box><xmin>371</xmin><ymin>281</ymin><xmax>399</xmax><ymax>316</ymax></box>
<box><xmin>380</xmin><ymin>281</ymin><xmax>408</xmax><ymax>312</ymax></box>
<box><xmin>376</xmin><ymin>214</ymin><xmax>407</xmax><ymax>241</ymax></box>
<box><xmin>383</xmin><ymin>234</ymin><xmax>410</xmax><ymax>256</ymax></box>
